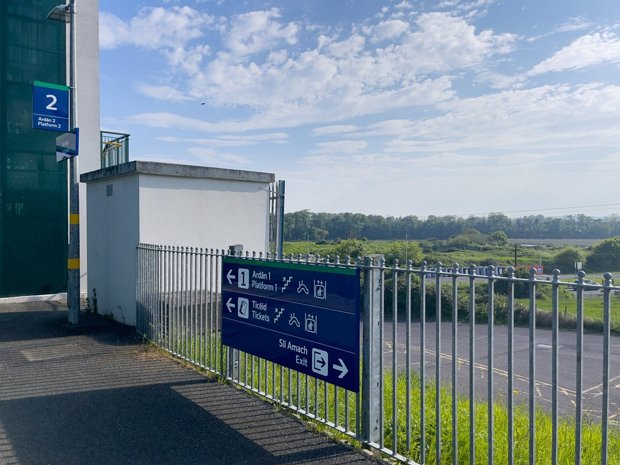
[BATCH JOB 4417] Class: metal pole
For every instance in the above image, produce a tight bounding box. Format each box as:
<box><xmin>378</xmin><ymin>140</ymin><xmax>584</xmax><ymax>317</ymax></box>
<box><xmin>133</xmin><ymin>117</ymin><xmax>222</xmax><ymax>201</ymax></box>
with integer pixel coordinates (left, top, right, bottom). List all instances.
<box><xmin>361</xmin><ymin>256</ymin><xmax>381</xmax><ymax>445</ymax></box>
<box><xmin>67</xmin><ymin>0</ymin><xmax>80</xmax><ymax>325</ymax></box>
<box><xmin>276</xmin><ymin>180</ymin><xmax>285</xmax><ymax>259</ymax></box>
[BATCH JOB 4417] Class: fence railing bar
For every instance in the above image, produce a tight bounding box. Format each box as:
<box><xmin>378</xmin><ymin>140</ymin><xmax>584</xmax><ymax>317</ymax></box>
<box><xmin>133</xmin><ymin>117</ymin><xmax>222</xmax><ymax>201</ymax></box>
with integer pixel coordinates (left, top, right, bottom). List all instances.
<box><xmin>602</xmin><ymin>272</ymin><xmax>612</xmax><ymax>465</ymax></box>
<box><xmin>507</xmin><ymin>266</ymin><xmax>515</xmax><ymax>465</ymax></box>
<box><xmin>551</xmin><ymin>269</ymin><xmax>560</xmax><ymax>465</ymax></box>
<box><xmin>435</xmin><ymin>262</ymin><xmax>442</xmax><ymax>464</ymax></box>
<box><xmin>451</xmin><ymin>263</ymin><xmax>459</xmax><ymax>465</ymax></box>
<box><xmin>393</xmin><ymin>261</ymin><xmax>399</xmax><ymax>454</ymax></box>
<box><xmin>528</xmin><ymin>268</ymin><xmax>537</xmax><ymax>465</ymax></box>
<box><xmin>488</xmin><ymin>266</ymin><xmax>495</xmax><ymax>465</ymax></box>
<box><xmin>575</xmin><ymin>271</ymin><xmax>585</xmax><ymax>465</ymax></box>
<box><xmin>419</xmin><ymin>262</ymin><xmax>427</xmax><ymax>465</ymax></box>
<box><xmin>216</xmin><ymin>251</ymin><xmax>222</xmax><ymax>375</ymax></box>
<box><xmin>379</xmin><ymin>257</ymin><xmax>386</xmax><ymax>450</ymax></box>
<box><xmin>469</xmin><ymin>264</ymin><xmax>476</xmax><ymax>465</ymax></box>
<box><xmin>406</xmin><ymin>260</ymin><xmax>413</xmax><ymax>455</ymax></box>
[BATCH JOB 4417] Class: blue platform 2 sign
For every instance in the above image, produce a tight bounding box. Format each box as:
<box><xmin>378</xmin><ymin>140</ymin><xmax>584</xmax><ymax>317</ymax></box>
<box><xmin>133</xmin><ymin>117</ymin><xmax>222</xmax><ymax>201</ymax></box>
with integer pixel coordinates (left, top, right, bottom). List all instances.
<box><xmin>222</xmin><ymin>257</ymin><xmax>361</xmax><ymax>392</ymax></box>
<box><xmin>33</xmin><ymin>81</ymin><xmax>69</xmax><ymax>132</ymax></box>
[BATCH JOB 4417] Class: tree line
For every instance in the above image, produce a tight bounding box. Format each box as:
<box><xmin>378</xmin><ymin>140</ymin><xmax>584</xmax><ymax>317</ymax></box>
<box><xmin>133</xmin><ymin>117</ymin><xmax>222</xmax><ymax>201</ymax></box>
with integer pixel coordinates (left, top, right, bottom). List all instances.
<box><xmin>284</xmin><ymin>210</ymin><xmax>620</xmax><ymax>241</ymax></box>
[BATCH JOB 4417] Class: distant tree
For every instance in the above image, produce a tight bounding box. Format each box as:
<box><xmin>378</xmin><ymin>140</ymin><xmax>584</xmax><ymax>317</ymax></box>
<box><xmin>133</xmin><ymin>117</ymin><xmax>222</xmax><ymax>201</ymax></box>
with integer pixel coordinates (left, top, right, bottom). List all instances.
<box><xmin>312</xmin><ymin>228</ymin><xmax>329</xmax><ymax>242</ymax></box>
<box><xmin>284</xmin><ymin>211</ymin><xmax>620</xmax><ymax>242</ymax></box>
<box><xmin>384</xmin><ymin>241</ymin><xmax>424</xmax><ymax>266</ymax></box>
<box><xmin>489</xmin><ymin>231</ymin><xmax>509</xmax><ymax>246</ymax></box>
<box><xmin>552</xmin><ymin>247</ymin><xmax>585</xmax><ymax>273</ymax></box>
<box><xmin>586</xmin><ymin>237</ymin><xmax>620</xmax><ymax>271</ymax></box>
<box><xmin>333</xmin><ymin>239</ymin><xmax>367</xmax><ymax>260</ymax></box>
<box><xmin>447</xmin><ymin>229</ymin><xmax>485</xmax><ymax>249</ymax></box>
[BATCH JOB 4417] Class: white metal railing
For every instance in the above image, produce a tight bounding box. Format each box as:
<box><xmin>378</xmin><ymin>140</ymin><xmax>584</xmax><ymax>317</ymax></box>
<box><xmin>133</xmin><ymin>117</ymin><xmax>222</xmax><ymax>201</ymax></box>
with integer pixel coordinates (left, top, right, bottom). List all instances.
<box><xmin>136</xmin><ymin>243</ymin><xmax>620</xmax><ymax>464</ymax></box>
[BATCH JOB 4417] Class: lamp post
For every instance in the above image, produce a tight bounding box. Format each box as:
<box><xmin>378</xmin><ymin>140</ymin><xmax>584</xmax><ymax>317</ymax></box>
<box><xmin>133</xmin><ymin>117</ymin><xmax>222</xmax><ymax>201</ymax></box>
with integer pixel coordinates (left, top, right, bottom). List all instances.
<box><xmin>47</xmin><ymin>0</ymin><xmax>80</xmax><ymax>325</ymax></box>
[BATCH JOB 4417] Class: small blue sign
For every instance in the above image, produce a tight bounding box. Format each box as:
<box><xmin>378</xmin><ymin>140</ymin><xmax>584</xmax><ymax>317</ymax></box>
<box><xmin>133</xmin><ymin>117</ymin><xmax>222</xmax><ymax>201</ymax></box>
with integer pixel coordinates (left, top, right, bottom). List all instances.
<box><xmin>33</xmin><ymin>81</ymin><xmax>69</xmax><ymax>132</ymax></box>
<box><xmin>222</xmin><ymin>258</ymin><xmax>361</xmax><ymax>392</ymax></box>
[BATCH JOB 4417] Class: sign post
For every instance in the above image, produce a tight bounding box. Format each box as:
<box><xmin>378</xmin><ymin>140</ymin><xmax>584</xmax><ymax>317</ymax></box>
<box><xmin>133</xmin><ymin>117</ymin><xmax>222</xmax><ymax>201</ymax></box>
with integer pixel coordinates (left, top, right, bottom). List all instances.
<box><xmin>32</xmin><ymin>81</ymin><xmax>69</xmax><ymax>132</ymax></box>
<box><xmin>222</xmin><ymin>258</ymin><xmax>361</xmax><ymax>392</ymax></box>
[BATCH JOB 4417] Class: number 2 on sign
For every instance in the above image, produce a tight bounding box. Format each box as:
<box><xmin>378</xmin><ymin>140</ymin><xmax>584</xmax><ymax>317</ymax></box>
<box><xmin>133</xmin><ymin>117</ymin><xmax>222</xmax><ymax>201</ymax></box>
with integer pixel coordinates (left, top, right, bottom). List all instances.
<box><xmin>45</xmin><ymin>94</ymin><xmax>58</xmax><ymax>111</ymax></box>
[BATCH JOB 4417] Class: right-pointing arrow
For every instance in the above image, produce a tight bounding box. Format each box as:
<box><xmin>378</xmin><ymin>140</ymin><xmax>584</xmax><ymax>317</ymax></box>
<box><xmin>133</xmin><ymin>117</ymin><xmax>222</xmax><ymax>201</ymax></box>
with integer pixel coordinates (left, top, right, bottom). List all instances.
<box><xmin>225</xmin><ymin>297</ymin><xmax>235</xmax><ymax>313</ymax></box>
<box><xmin>333</xmin><ymin>358</ymin><xmax>348</xmax><ymax>379</ymax></box>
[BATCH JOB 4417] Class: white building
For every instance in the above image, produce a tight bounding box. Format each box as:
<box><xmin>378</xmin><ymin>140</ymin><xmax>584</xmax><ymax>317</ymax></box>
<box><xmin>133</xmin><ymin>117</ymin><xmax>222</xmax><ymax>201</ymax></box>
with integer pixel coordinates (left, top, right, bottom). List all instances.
<box><xmin>81</xmin><ymin>161</ymin><xmax>275</xmax><ymax>326</ymax></box>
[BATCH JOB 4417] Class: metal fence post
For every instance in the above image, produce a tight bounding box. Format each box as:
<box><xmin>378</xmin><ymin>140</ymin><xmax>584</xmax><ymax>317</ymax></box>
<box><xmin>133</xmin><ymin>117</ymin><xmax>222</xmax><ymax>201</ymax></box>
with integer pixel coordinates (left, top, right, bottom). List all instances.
<box><xmin>362</xmin><ymin>256</ymin><xmax>382</xmax><ymax>445</ymax></box>
<box><xmin>227</xmin><ymin>245</ymin><xmax>243</xmax><ymax>380</ymax></box>
<box><xmin>276</xmin><ymin>180</ymin><xmax>285</xmax><ymax>259</ymax></box>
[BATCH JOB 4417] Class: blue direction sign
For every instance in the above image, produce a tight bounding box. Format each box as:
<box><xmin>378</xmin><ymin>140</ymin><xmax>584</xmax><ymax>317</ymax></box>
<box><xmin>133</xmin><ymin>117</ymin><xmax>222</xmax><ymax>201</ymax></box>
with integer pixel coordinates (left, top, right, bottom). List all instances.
<box><xmin>222</xmin><ymin>257</ymin><xmax>361</xmax><ymax>392</ymax></box>
<box><xmin>33</xmin><ymin>81</ymin><xmax>69</xmax><ymax>132</ymax></box>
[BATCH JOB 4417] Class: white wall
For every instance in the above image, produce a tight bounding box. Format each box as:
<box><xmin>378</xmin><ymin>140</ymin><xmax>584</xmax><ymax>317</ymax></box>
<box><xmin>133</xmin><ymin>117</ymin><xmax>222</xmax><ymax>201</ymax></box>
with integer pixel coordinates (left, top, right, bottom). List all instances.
<box><xmin>75</xmin><ymin>0</ymin><xmax>101</xmax><ymax>296</ymax></box>
<box><xmin>139</xmin><ymin>174</ymin><xmax>270</xmax><ymax>252</ymax></box>
<box><xmin>86</xmin><ymin>176</ymin><xmax>139</xmax><ymax>325</ymax></box>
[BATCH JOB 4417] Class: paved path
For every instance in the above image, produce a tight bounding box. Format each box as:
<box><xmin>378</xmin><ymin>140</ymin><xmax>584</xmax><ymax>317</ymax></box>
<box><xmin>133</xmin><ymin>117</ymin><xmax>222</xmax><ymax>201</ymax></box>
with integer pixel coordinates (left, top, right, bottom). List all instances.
<box><xmin>0</xmin><ymin>302</ymin><xmax>378</xmax><ymax>465</ymax></box>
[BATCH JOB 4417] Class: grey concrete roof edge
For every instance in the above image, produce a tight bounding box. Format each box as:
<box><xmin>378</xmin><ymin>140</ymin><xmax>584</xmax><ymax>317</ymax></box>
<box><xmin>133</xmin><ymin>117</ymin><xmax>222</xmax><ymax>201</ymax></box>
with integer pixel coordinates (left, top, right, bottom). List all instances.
<box><xmin>80</xmin><ymin>160</ymin><xmax>276</xmax><ymax>184</ymax></box>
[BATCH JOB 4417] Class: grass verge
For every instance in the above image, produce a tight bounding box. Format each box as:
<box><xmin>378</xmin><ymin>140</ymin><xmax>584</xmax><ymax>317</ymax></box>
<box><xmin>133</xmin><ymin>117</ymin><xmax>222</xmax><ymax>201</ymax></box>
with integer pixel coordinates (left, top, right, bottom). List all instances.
<box><xmin>170</xmin><ymin>338</ymin><xmax>620</xmax><ymax>465</ymax></box>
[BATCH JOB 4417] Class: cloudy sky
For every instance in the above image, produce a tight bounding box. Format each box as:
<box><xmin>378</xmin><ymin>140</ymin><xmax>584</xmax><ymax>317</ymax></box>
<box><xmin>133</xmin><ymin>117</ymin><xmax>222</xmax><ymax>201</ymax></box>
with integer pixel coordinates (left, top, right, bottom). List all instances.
<box><xmin>99</xmin><ymin>0</ymin><xmax>620</xmax><ymax>217</ymax></box>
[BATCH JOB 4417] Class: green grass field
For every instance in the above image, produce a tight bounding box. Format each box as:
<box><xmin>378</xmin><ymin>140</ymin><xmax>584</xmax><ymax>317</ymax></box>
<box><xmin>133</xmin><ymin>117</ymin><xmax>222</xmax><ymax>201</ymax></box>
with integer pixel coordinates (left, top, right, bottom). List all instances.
<box><xmin>517</xmin><ymin>290</ymin><xmax>620</xmax><ymax>331</ymax></box>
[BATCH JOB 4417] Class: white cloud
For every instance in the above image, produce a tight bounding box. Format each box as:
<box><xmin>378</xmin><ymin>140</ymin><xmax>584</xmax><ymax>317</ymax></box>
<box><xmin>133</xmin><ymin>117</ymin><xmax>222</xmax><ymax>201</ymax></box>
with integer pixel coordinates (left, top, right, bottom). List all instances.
<box><xmin>185</xmin><ymin>11</ymin><xmax>516</xmax><ymax>128</ymax></box>
<box><xmin>395</xmin><ymin>1</ymin><xmax>413</xmax><ymax>10</ymax></box>
<box><xmin>100</xmin><ymin>6</ymin><xmax>212</xmax><ymax>50</ymax></box>
<box><xmin>312</xmin><ymin>125</ymin><xmax>359</xmax><ymax>136</ymax></box>
<box><xmin>99</xmin><ymin>12</ymin><xmax>129</xmax><ymax>49</ymax></box>
<box><xmin>315</xmin><ymin>140</ymin><xmax>368</xmax><ymax>154</ymax></box>
<box><xmin>100</xmin><ymin>6</ymin><xmax>213</xmax><ymax>75</ymax></box>
<box><xmin>370</xmin><ymin>19</ymin><xmax>409</xmax><ymax>42</ymax></box>
<box><xmin>112</xmin><ymin>6</ymin><xmax>517</xmax><ymax>130</ymax></box>
<box><xmin>186</xmin><ymin>147</ymin><xmax>252</xmax><ymax>165</ymax></box>
<box><xmin>475</xmin><ymin>70</ymin><xmax>526</xmax><ymax>90</ymax></box>
<box><xmin>378</xmin><ymin>84</ymin><xmax>620</xmax><ymax>153</ymax></box>
<box><xmin>157</xmin><ymin>133</ymin><xmax>288</xmax><ymax>147</ymax></box>
<box><xmin>135</xmin><ymin>84</ymin><xmax>191</xmax><ymax>102</ymax></box>
<box><xmin>400</xmin><ymin>12</ymin><xmax>515</xmax><ymax>73</ymax></box>
<box><xmin>529</xmin><ymin>31</ymin><xmax>620</xmax><ymax>76</ymax></box>
<box><xmin>224</xmin><ymin>8</ymin><xmax>299</xmax><ymax>57</ymax></box>
<box><xmin>555</xmin><ymin>17</ymin><xmax>594</xmax><ymax>33</ymax></box>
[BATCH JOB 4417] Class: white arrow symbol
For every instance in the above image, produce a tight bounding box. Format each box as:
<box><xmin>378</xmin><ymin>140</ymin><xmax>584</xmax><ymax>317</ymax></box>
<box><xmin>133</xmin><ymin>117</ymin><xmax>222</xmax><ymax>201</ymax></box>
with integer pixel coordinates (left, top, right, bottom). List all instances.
<box><xmin>226</xmin><ymin>269</ymin><xmax>236</xmax><ymax>285</ymax></box>
<box><xmin>333</xmin><ymin>358</ymin><xmax>348</xmax><ymax>379</ymax></box>
<box><xmin>225</xmin><ymin>297</ymin><xmax>235</xmax><ymax>313</ymax></box>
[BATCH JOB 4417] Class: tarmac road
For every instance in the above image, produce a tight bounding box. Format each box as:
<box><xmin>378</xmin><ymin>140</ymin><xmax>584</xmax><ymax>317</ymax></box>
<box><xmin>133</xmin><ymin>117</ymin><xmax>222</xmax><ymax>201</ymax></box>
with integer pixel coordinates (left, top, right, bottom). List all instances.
<box><xmin>382</xmin><ymin>321</ymin><xmax>620</xmax><ymax>423</ymax></box>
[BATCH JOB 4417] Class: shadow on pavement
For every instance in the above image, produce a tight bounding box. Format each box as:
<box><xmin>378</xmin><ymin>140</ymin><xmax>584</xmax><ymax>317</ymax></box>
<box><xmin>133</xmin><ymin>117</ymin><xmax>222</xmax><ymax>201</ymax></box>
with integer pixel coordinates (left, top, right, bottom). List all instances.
<box><xmin>0</xmin><ymin>302</ymin><xmax>377</xmax><ymax>465</ymax></box>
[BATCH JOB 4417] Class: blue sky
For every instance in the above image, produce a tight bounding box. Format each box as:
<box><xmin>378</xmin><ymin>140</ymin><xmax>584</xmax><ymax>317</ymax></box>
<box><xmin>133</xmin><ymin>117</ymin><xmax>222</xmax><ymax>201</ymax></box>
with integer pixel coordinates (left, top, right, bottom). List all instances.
<box><xmin>99</xmin><ymin>0</ymin><xmax>620</xmax><ymax>217</ymax></box>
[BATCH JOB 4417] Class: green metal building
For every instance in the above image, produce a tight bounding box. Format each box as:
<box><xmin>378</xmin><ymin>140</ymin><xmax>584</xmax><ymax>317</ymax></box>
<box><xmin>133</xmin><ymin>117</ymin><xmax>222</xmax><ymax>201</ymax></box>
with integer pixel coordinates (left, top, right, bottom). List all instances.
<box><xmin>0</xmin><ymin>0</ymin><xmax>68</xmax><ymax>297</ymax></box>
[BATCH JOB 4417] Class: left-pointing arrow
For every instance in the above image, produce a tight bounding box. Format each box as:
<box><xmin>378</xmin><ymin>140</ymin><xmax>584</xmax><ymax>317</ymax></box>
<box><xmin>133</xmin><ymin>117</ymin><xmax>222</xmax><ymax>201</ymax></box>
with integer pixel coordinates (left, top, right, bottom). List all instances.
<box><xmin>226</xmin><ymin>297</ymin><xmax>235</xmax><ymax>313</ymax></box>
<box><xmin>226</xmin><ymin>269</ymin><xmax>236</xmax><ymax>285</ymax></box>
<box><xmin>333</xmin><ymin>358</ymin><xmax>348</xmax><ymax>379</ymax></box>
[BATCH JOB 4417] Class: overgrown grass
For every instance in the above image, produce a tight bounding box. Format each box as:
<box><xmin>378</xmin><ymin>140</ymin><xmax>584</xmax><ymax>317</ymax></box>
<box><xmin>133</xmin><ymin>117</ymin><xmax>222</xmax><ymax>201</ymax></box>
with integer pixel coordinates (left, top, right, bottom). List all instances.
<box><xmin>170</xmin><ymin>334</ymin><xmax>619</xmax><ymax>465</ymax></box>
<box><xmin>383</xmin><ymin>373</ymin><xmax>620</xmax><ymax>464</ymax></box>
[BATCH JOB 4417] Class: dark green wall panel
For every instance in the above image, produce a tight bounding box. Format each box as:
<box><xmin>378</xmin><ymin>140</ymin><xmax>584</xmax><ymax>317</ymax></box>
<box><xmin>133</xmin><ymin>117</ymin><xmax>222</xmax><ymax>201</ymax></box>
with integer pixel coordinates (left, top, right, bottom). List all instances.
<box><xmin>1</xmin><ymin>0</ymin><xmax>68</xmax><ymax>296</ymax></box>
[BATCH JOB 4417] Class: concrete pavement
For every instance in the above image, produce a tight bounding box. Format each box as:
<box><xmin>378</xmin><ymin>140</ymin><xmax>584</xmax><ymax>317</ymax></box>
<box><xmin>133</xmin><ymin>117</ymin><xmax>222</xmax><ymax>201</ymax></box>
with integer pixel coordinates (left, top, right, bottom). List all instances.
<box><xmin>0</xmin><ymin>302</ymin><xmax>379</xmax><ymax>465</ymax></box>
